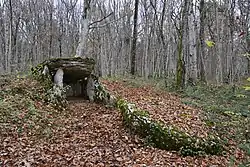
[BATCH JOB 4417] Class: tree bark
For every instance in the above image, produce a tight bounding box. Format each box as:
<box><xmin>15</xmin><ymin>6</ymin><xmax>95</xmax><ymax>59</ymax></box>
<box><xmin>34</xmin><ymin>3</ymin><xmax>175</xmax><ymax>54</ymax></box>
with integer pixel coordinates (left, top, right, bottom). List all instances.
<box><xmin>49</xmin><ymin>0</ymin><xmax>53</xmax><ymax>58</ymax></box>
<box><xmin>199</xmin><ymin>0</ymin><xmax>206</xmax><ymax>83</ymax></box>
<box><xmin>7</xmin><ymin>0</ymin><xmax>13</xmax><ymax>73</ymax></box>
<box><xmin>76</xmin><ymin>0</ymin><xmax>91</xmax><ymax>57</ymax></box>
<box><xmin>130</xmin><ymin>0</ymin><xmax>139</xmax><ymax>75</ymax></box>
<box><xmin>176</xmin><ymin>0</ymin><xmax>188</xmax><ymax>90</ymax></box>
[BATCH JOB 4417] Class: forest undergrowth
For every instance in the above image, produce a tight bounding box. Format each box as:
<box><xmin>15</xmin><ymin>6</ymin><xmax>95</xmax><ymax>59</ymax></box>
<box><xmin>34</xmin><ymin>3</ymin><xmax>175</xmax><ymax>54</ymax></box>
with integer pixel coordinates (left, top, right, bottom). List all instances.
<box><xmin>0</xmin><ymin>74</ymin><xmax>249</xmax><ymax>166</ymax></box>
<box><xmin>104</xmin><ymin>76</ymin><xmax>250</xmax><ymax>165</ymax></box>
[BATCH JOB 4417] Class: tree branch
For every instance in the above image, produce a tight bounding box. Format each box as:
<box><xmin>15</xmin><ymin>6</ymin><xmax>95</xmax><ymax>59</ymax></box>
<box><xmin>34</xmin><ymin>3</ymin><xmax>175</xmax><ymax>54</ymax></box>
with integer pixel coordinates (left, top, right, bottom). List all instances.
<box><xmin>88</xmin><ymin>12</ymin><xmax>114</xmax><ymax>27</ymax></box>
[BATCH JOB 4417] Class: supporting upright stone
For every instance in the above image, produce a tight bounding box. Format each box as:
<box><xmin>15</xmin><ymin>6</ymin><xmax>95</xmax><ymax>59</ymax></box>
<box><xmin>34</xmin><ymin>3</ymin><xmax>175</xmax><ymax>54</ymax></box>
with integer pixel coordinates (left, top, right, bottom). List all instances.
<box><xmin>54</xmin><ymin>68</ymin><xmax>64</xmax><ymax>88</ymax></box>
<box><xmin>86</xmin><ymin>75</ymin><xmax>95</xmax><ymax>102</ymax></box>
<box><xmin>33</xmin><ymin>57</ymin><xmax>98</xmax><ymax>100</ymax></box>
<box><xmin>42</xmin><ymin>65</ymin><xmax>49</xmax><ymax>76</ymax></box>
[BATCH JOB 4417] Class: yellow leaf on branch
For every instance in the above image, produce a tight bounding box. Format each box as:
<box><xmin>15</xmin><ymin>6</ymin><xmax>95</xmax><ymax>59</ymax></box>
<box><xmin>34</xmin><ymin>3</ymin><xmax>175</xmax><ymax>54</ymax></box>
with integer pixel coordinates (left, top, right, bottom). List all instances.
<box><xmin>205</xmin><ymin>40</ymin><xmax>215</xmax><ymax>47</ymax></box>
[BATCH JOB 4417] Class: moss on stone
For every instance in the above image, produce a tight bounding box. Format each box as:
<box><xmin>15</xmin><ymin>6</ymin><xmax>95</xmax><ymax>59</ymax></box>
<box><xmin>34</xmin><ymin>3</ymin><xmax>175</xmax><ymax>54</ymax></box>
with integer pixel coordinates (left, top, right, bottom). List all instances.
<box><xmin>116</xmin><ymin>98</ymin><xmax>224</xmax><ymax>156</ymax></box>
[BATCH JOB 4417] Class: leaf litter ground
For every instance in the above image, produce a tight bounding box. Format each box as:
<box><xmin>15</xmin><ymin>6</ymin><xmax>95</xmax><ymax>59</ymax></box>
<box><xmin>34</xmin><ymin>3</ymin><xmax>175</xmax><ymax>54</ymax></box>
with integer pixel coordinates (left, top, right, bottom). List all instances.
<box><xmin>0</xmin><ymin>78</ymin><xmax>248</xmax><ymax>166</ymax></box>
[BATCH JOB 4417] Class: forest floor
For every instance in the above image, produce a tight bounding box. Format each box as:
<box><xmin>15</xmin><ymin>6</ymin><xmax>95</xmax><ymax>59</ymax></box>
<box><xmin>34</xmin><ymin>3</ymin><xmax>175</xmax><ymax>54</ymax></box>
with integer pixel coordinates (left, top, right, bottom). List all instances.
<box><xmin>0</xmin><ymin>76</ymin><xmax>249</xmax><ymax>166</ymax></box>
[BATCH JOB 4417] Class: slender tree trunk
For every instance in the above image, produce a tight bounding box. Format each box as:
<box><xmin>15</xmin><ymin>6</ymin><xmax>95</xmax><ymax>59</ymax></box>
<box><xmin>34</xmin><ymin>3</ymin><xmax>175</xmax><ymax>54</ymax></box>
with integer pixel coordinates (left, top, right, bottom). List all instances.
<box><xmin>49</xmin><ymin>1</ymin><xmax>53</xmax><ymax>58</ymax></box>
<box><xmin>130</xmin><ymin>0</ymin><xmax>139</xmax><ymax>75</ymax></box>
<box><xmin>247</xmin><ymin>30</ymin><xmax>250</xmax><ymax>75</ymax></box>
<box><xmin>176</xmin><ymin>0</ymin><xmax>188</xmax><ymax>90</ymax></box>
<box><xmin>215</xmin><ymin>4</ymin><xmax>223</xmax><ymax>84</ymax></box>
<box><xmin>76</xmin><ymin>0</ymin><xmax>91</xmax><ymax>57</ymax></box>
<box><xmin>160</xmin><ymin>0</ymin><xmax>167</xmax><ymax>77</ymax></box>
<box><xmin>176</xmin><ymin>34</ymin><xmax>184</xmax><ymax>89</ymax></box>
<box><xmin>199</xmin><ymin>0</ymin><xmax>206</xmax><ymax>82</ymax></box>
<box><xmin>7</xmin><ymin>0</ymin><xmax>13</xmax><ymax>73</ymax></box>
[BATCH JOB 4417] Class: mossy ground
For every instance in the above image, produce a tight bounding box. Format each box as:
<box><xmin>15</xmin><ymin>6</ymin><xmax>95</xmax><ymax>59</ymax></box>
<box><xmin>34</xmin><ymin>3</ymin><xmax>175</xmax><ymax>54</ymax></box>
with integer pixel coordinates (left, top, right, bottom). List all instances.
<box><xmin>104</xmin><ymin>76</ymin><xmax>250</xmax><ymax>163</ymax></box>
<box><xmin>0</xmin><ymin>74</ymin><xmax>249</xmax><ymax>165</ymax></box>
<box><xmin>0</xmin><ymin>74</ymin><xmax>68</xmax><ymax>140</ymax></box>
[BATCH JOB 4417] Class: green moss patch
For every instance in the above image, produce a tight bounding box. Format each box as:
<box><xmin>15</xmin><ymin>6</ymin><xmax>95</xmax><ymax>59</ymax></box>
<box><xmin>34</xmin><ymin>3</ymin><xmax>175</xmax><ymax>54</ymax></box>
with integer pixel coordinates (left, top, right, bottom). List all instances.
<box><xmin>116</xmin><ymin>99</ymin><xmax>224</xmax><ymax>156</ymax></box>
<box><xmin>0</xmin><ymin>76</ymin><xmax>60</xmax><ymax>139</ymax></box>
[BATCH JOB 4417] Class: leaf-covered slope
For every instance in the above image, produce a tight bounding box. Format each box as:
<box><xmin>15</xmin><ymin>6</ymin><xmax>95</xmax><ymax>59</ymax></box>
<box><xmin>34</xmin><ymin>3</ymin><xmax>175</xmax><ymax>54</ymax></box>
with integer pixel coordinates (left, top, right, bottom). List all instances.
<box><xmin>1</xmin><ymin>100</ymin><xmax>233</xmax><ymax>166</ymax></box>
<box><xmin>0</xmin><ymin>77</ymin><xmax>247</xmax><ymax>166</ymax></box>
<box><xmin>102</xmin><ymin>80</ymin><xmax>209</xmax><ymax>138</ymax></box>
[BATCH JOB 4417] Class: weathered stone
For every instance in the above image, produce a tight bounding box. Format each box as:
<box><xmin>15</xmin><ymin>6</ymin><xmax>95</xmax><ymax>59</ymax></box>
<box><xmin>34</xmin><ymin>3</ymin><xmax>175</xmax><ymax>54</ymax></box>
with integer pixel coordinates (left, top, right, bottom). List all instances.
<box><xmin>42</xmin><ymin>65</ymin><xmax>49</xmax><ymax>76</ymax></box>
<box><xmin>33</xmin><ymin>57</ymin><xmax>96</xmax><ymax>97</ymax></box>
<box><xmin>86</xmin><ymin>75</ymin><xmax>95</xmax><ymax>102</ymax></box>
<box><xmin>41</xmin><ymin>57</ymin><xmax>95</xmax><ymax>84</ymax></box>
<box><xmin>54</xmin><ymin>68</ymin><xmax>64</xmax><ymax>87</ymax></box>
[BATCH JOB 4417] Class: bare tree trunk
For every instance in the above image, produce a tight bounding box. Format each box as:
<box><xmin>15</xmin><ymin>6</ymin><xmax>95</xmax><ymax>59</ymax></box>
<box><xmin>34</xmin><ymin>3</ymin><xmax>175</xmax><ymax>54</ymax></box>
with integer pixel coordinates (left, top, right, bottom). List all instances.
<box><xmin>188</xmin><ymin>10</ymin><xmax>198</xmax><ymax>82</ymax></box>
<box><xmin>215</xmin><ymin>4</ymin><xmax>223</xmax><ymax>84</ymax></box>
<box><xmin>176</xmin><ymin>0</ymin><xmax>188</xmax><ymax>90</ymax></box>
<box><xmin>49</xmin><ymin>0</ymin><xmax>53</xmax><ymax>58</ymax></box>
<box><xmin>7</xmin><ymin>0</ymin><xmax>13</xmax><ymax>73</ymax></box>
<box><xmin>247</xmin><ymin>34</ymin><xmax>250</xmax><ymax>75</ymax></box>
<box><xmin>227</xmin><ymin>0</ymin><xmax>236</xmax><ymax>84</ymax></box>
<box><xmin>130</xmin><ymin>0</ymin><xmax>139</xmax><ymax>75</ymax></box>
<box><xmin>76</xmin><ymin>0</ymin><xmax>91</xmax><ymax>57</ymax></box>
<box><xmin>247</xmin><ymin>23</ymin><xmax>250</xmax><ymax>75</ymax></box>
<box><xmin>198</xmin><ymin>0</ymin><xmax>206</xmax><ymax>82</ymax></box>
<box><xmin>159</xmin><ymin>0</ymin><xmax>167</xmax><ymax>78</ymax></box>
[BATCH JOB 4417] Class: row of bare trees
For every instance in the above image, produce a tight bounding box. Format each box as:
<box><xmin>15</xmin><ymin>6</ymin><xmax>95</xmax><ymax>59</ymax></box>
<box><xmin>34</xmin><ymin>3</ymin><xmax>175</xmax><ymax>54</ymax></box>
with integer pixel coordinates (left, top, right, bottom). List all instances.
<box><xmin>0</xmin><ymin>0</ymin><xmax>249</xmax><ymax>87</ymax></box>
